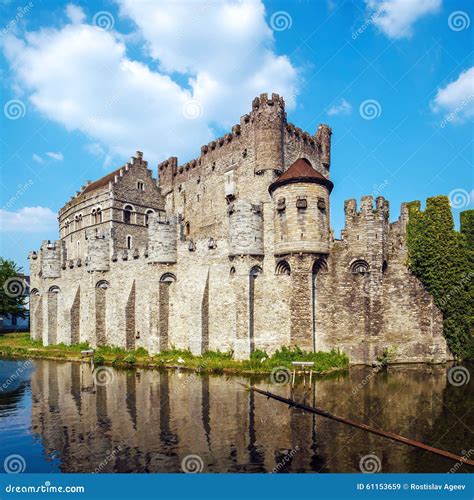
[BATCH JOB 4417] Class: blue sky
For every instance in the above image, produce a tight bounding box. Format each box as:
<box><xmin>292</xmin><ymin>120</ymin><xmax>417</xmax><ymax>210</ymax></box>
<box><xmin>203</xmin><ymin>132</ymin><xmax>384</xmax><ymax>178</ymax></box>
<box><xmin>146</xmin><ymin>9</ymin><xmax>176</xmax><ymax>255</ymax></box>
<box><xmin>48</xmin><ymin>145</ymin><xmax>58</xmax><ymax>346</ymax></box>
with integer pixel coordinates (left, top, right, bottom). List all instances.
<box><xmin>0</xmin><ymin>0</ymin><xmax>473</xmax><ymax>271</ymax></box>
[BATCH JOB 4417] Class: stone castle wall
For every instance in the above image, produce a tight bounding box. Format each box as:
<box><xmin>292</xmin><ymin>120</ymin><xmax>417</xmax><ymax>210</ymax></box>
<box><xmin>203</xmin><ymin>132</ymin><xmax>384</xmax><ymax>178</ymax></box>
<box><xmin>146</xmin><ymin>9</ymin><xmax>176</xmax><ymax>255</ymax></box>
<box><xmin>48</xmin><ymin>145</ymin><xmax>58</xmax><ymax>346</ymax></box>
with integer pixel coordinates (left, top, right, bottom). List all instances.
<box><xmin>28</xmin><ymin>94</ymin><xmax>449</xmax><ymax>364</ymax></box>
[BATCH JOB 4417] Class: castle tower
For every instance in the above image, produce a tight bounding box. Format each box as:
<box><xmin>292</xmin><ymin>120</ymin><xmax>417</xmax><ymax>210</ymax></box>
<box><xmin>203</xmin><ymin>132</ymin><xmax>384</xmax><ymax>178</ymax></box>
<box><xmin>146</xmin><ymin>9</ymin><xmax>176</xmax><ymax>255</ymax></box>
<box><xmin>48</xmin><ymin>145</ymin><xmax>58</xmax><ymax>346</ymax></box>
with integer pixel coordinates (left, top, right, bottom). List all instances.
<box><xmin>269</xmin><ymin>158</ymin><xmax>334</xmax><ymax>256</ymax></box>
<box><xmin>252</xmin><ymin>93</ymin><xmax>285</xmax><ymax>175</ymax></box>
<box><xmin>147</xmin><ymin>213</ymin><xmax>177</xmax><ymax>263</ymax></box>
<box><xmin>86</xmin><ymin>229</ymin><xmax>110</xmax><ymax>272</ymax></box>
<box><xmin>315</xmin><ymin>124</ymin><xmax>332</xmax><ymax>169</ymax></box>
<box><xmin>40</xmin><ymin>240</ymin><xmax>62</xmax><ymax>278</ymax></box>
<box><xmin>227</xmin><ymin>200</ymin><xmax>264</xmax><ymax>256</ymax></box>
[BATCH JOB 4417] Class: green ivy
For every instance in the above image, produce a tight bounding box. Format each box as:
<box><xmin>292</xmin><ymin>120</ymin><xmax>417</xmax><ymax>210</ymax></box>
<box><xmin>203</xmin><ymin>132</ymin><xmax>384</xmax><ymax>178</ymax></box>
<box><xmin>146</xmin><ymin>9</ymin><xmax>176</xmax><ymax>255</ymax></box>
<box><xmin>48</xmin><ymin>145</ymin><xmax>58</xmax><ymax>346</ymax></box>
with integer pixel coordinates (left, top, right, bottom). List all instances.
<box><xmin>407</xmin><ymin>197</ymin><xmax>473</xmax><ymax>359</ymax></box>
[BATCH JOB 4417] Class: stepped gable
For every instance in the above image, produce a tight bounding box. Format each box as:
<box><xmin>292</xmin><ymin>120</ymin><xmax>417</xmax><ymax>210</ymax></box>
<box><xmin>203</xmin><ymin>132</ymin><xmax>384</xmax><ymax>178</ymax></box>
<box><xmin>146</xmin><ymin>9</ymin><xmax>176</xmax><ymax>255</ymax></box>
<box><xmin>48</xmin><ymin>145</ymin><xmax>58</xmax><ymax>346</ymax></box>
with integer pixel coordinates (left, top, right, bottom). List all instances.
<box><xmin>269</xmin><ymin>158</ymin><xmax>334</xmax><ymax>194</ymax></box>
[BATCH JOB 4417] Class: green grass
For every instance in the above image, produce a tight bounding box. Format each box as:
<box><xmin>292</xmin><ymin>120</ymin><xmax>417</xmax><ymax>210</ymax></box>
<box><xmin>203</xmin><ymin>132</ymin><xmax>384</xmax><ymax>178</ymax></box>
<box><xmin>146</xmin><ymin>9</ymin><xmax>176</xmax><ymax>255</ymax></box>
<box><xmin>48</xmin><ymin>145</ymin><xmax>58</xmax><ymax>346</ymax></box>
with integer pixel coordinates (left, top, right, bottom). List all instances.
<box><xmin>0</xmin><ymin>332</ymin><xmax>349</xmax><ymax>375</ymax></box>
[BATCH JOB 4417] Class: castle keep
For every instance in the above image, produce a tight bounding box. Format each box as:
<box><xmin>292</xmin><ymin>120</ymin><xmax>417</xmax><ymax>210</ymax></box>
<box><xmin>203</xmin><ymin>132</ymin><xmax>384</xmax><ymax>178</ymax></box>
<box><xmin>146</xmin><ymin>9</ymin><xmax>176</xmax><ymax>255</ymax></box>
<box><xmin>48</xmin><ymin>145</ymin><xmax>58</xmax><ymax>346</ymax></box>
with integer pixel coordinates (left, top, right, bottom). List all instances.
<box><xmin>28</xmin><ymin>94</ymin><xmax>449</xmax><ymax>364</ymax></box>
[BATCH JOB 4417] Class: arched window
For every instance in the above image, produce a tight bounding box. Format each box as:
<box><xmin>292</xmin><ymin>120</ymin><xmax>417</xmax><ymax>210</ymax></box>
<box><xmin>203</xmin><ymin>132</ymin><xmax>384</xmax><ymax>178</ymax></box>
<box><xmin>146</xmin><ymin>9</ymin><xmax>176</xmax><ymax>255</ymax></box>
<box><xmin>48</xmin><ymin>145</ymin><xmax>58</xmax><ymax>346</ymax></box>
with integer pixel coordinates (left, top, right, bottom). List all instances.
<box><xmin>145</xmin><ymin>209</ymin><xmax>154</xmax><ymax>227</ymax></box>
<box><xmin>96</xmin><ymin>280</ymin><xmax>109</xmax><ymax>289</ymax></box>
<box><xmin>123</xmin><ymin>204</ymin><xmax>134</xmax><ymax>224</ymax></box>
<box><xmin>48</xmin><ymin>285</ymin><xmax>60</xmax><ymax>293</ymax></box>
<box><xmin>230</xmin><ymin>266</ymin><xmax>236</xmax><ymax>277</ymax></box>
<box><xmin>30</xmin><ymin>288</ymin><xmax>40</xmax><ymax>296</ymax></box>
<box><xmin>185</xmin><ymin>222</ymin><xmax>190</xmax><ymax>237</ymax></box>
<box><xmin>160</xmin><ymin>272</ymin><xmax>176</xmax><ymax>283</ymax></box>
<box><xmin>75</xmin><ymin>213</ymin><xmax>83</xmax><ymax>230</ymax></box>
<box><xmin>250</xmin><ymin>266</ymin><xmax>263</xmax><ymax>278</ymax></box>
<box><xmin>382</xmin><ymin>260</ymin><xmax>388</xmax><ymax>273</ymax></box>
<box><xmin>91</xmin><ymin>208</ymin><xmax>97</xmax><ymax>224</ymax></box>
<box><xmin>275</xmin><ymin>260</ymin><xmax>291</xmax><ymax>275</ymax></box>
<box><xmin>65</xmin><ymin>219</ymin><xmax>70</xmax><ymax>235</ymax></box>
<box><xmin>126</xmin><ymin>235</ymin><xmax>133</xmax><ymax>250</ymax></box>
<box><xmin>97</xmin><ymin>207</ymin><xmax>103</xmax><ymax>223</ymax></box>
<box><xmin>350</xmin><ymin>259</ymin><xmax>369</xmax><ymax>274</ymax></box>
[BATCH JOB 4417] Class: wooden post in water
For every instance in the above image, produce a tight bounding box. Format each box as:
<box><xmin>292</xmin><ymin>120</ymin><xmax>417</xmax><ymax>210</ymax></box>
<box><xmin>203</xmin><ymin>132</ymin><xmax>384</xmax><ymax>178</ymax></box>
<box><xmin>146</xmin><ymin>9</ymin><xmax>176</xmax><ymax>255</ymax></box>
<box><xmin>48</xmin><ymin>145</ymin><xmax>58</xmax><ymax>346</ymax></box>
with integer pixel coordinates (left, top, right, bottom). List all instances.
<box><xmin>240</xmin><ymin>383</ymin><xmax>474</xmax><ymax>468</ymax></box>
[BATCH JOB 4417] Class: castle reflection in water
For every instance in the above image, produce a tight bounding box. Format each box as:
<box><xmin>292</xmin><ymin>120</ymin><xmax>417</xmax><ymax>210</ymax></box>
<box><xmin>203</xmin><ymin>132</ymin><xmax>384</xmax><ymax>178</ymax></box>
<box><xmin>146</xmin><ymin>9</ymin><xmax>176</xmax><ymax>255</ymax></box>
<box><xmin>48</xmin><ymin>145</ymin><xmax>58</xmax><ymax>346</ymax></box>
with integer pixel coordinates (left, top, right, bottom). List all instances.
<box><xmin>25</xmin><ymin>360</ymin><xmax>470</xmax><ymax>473</ymax></box>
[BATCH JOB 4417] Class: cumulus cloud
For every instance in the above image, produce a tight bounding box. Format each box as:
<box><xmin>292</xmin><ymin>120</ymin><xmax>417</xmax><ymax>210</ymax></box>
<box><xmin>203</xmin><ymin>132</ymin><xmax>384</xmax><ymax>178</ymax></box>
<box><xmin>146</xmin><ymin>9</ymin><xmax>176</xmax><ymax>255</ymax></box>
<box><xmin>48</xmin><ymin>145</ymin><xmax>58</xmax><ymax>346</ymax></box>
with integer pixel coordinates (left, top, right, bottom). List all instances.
<box><xmin>1</xmin><ymin>1</ymin><xmax>298</xmax><ymax>165</ymax></box>
<box><xmin>327</xmin><ymin>98</ymin><xmax>352</xmax><ymax>116</ymax></box>
<box><xmin>46</xmin><ymin>151</ymin><xmax>64</xmax><ymax>161</ymax></box>
<box><xmin>365</xmin><ymin>0</ymin><xmax>441</xmax><ymax>39</ymax></box>
<box><xmin>32</xmin><ymin>153</ymin><xmax>44</xmax><ymax>164</ymax></box>
<box><xmin>432</xmin><ymin>67</ymin><xmax>474</xmax><ymax>122</ymax></box>
<box><xmin>0</xmin><ymin>206</ymin><xmax>57</xmax><ymax>233</ymax></box>
<box><xmin>65</xmin><ymin>3</ymin><xmax>86</xmax><ymax>24</ymax></box>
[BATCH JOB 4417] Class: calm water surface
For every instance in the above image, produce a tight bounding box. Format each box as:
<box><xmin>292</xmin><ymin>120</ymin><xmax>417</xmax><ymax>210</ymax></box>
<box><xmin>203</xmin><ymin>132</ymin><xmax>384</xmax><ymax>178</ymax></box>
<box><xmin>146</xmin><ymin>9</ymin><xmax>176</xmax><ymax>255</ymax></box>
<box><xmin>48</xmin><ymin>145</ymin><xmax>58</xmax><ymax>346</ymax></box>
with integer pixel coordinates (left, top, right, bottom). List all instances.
<box><xmin>0</xmin><ymin>358</ymin><xmax>472</xmax><ymax>473</ymax></box>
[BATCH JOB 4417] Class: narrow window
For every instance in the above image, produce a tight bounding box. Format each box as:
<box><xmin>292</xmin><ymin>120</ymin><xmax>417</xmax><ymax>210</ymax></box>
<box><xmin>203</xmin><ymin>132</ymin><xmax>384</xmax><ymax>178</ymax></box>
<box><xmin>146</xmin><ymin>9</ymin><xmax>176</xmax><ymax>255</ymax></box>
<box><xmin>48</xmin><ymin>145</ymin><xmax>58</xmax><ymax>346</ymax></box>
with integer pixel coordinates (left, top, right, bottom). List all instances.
<box><xmin>127</xmin><ymin>235</ymin><xmax>133</xmax><ymax>250</ymax></box>
<box><xmin>124</xmin><ymin>205</ymin><xmax>133</xmax><ymax>224</ymax></box>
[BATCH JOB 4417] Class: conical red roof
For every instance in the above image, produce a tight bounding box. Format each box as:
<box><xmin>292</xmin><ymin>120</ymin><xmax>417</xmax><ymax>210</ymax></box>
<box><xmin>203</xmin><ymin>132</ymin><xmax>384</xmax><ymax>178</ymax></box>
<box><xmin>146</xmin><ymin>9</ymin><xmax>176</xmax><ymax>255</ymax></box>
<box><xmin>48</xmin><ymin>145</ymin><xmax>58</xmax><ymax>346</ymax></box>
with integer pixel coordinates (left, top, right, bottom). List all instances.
<box><xmin>269</xmin><ymin>158</ymin><xmax>333</xmax><ymax>194</ymax></box>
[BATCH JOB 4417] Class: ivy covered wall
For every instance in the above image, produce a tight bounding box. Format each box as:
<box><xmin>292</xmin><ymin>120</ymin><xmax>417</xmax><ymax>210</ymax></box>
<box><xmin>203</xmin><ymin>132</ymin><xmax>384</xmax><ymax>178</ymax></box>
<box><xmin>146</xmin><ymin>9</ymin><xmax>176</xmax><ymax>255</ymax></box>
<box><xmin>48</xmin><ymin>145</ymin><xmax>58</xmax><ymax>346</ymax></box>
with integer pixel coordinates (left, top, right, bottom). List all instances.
<box><xmin>407</xmin><ymin>196</ymin><xmax>473</xmax><ymax>360</ymax></box>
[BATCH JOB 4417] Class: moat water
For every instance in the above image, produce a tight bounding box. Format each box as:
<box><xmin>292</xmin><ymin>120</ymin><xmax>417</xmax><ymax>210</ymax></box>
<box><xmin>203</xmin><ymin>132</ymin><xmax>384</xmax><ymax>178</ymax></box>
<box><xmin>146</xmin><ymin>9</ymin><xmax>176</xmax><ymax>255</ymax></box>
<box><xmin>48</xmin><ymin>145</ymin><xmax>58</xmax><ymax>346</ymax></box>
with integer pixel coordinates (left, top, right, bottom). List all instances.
<box><xmin>0</xmin><ymin>358</ymin><xmax>472</xmax><ymax>473</ymax></box>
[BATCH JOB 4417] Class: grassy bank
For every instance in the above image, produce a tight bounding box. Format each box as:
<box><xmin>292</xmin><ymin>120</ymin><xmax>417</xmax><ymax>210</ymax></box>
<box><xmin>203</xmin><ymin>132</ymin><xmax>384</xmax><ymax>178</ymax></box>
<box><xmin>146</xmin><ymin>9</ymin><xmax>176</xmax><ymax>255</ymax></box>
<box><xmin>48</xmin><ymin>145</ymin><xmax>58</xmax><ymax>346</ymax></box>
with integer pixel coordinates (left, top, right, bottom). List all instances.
<box><xmin>0</xmin><ymin>333</ymin><xmax>348</xmax><ymax>375</ymax></box>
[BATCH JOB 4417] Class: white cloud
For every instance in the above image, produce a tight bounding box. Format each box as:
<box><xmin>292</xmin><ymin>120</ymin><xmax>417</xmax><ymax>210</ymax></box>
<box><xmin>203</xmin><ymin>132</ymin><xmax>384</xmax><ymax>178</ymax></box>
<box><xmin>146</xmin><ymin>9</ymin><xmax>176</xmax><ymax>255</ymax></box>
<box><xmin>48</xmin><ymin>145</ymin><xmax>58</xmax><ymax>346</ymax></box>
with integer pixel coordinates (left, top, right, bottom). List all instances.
<box><xmin>45</xmin><ymin>151</ymin><xmax>64</xmax><ymax>161</ymax></box>
<box><xmin>1</xmin><ymin>1</ymin><xmax>298</xmax><ymax>165</ymax></box>
<box><xmin>0</xmin><ymin>206</ymin><xmax>57</xmax><ymax>233</ymax></box>
<box><xmin>327</xmin><ymin>98</ymin><xmax>352</xmax><ymax>116</ymax></box>
<box><xmin>32</xmin><ymin>153</ymin><xmax>44</xmax><ymax>164</ymax></box>
<box><xmin>65</xmin><ymin>3</ymin><xmax>86</xmax><ymax>24</ymax></box>
<box><xmin>365</xmin><ymin>0</ymin><xmax>441</xmax><ymax>39</ymax></box>
<box><xmin>432</xmin><ymin>67</ymin><xmax>474</xmax><ymax>122</ymax></box>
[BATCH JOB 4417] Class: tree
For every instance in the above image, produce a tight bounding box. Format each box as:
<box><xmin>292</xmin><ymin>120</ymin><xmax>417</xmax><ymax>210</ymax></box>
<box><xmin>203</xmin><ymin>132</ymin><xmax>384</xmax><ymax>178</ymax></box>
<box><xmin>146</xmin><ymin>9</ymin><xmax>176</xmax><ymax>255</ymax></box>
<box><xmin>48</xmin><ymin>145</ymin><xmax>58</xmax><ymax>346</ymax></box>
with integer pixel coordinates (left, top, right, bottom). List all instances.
<box><xmin>0</xmin><ymin>258</ymin><xmax>28</xmax><ymax>319</ymax></box>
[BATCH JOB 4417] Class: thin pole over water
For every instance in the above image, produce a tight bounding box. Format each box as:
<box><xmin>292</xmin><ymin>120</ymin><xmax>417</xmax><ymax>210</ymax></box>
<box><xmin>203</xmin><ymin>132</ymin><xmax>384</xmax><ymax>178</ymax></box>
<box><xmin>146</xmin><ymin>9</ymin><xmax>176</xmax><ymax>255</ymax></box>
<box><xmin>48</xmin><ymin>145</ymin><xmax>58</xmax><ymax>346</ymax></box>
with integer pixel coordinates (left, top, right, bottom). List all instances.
<box><xmin>240</xmin><ymin>383</ymin><xmax>474</xmax><ymax>468</ymax></box>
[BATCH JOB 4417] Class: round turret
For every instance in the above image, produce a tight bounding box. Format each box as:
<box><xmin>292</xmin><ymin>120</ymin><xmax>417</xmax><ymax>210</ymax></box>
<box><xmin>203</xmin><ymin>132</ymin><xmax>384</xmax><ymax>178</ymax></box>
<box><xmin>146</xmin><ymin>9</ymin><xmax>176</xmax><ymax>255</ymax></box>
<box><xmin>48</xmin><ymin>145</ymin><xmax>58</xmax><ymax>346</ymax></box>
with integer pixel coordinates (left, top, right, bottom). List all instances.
<box><xmin>269</xmin><ymin>158</ymin><xmax>333</xmax><ymax>256</ymax></box>
<box><xmin>228</xmin><ymin>199</ymin><xmax>264</xmax><ymax>256</ymax></box>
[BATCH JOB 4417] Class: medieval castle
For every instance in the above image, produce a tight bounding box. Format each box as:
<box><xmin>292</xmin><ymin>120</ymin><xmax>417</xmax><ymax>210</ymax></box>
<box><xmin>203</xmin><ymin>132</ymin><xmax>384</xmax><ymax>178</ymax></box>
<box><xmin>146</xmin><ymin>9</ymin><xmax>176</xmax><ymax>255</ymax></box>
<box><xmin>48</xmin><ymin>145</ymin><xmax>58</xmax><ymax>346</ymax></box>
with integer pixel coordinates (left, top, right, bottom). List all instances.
<box><xmin>28</xmin><ymin>94</ymin><xmax>450</xmax><ymax>364</ymax></box>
